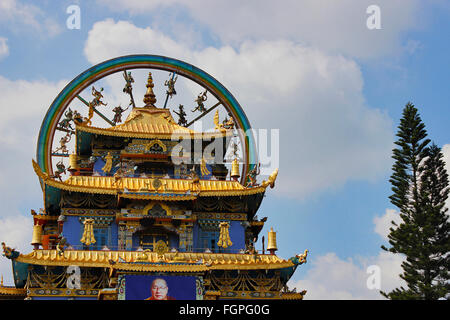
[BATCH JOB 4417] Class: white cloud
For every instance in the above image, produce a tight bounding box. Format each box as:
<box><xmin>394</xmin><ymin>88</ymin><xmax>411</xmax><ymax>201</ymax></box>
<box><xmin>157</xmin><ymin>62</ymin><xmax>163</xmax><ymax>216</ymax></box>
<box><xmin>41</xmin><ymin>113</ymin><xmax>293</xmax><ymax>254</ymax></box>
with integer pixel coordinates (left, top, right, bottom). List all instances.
<box><xmin>289</xmin><ymin>207</ymin><xmax>407</xmax><ymax>299</ymax></box>
<box><xmin>0</xmin><ymin>76</ymin><xmax>67</xmax><ymax>149</ymax></box>
<box><xmin>0</xmin><ymin>214</ymin><xmax>33</xmax><ymax>286</ymax></box>
<box><xmin>0</xmin><ymin>76</ymin><xmax>67</xmax><ymax>284</ymax></box>
<box><xmin>97</xmin><ymin>0</ymin><xmax>422</xmax><ymax>59</ymax></box>
<box><xmin>0</xmin><ymin>76</ymin><xmax>67</xmax><ymax>220</ymax></box>
<box><xmin>0</xmin><ymin>215</ymin><xmax>31</xmax><ymax>250</ymax></box>
<box><xmin>84</xmin><ymin>20</ymin><xmax>394</xmax><ymax>199</ymax></box>
<box><xmin>290</xmin><ymin>251</ymin><xmax>405</xmax><ymax>299</ymax></box>
<box><xmin>0</xmin><ymin>37</ymin><xmax>9</xmax><ymax>60</ymax></box>
<box><xmin>373</xmin><ymin>208</ymin><xmax>402</xmax><ymax>241</ymax></box>
<box><xmin>0</xmin><ymin>0</ymin><xmax>62</xmax><ymax>36</ymax></box>
<box><xmin>84</xmin><ymin>20</ymin><xmax>187</xmax><ymax>62</ymax></box>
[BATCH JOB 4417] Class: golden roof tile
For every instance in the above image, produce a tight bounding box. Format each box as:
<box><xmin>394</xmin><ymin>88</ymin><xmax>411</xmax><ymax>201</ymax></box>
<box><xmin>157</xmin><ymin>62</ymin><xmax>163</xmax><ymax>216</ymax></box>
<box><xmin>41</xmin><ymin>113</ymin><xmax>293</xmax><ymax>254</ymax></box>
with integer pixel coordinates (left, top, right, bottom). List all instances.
<box><xmin>76</xmin><ymin>107</ymin><xmax>231</xmax><ymax>139</ymax></box>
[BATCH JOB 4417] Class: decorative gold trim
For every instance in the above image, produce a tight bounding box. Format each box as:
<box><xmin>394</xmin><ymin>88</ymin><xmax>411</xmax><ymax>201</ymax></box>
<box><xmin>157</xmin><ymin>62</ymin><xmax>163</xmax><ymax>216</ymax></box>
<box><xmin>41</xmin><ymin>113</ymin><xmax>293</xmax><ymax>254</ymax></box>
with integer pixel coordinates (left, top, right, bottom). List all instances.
<box><xmin>27</xmin><ymin>288</ymin><xmax>98</xmax><ymax>297</ymax></box>
<box><xmin>80</xmin><ymin>218</ymin><xmax>96</xmax><ymax>246</ymax></box>
<box><xmin>61</xmin><ymin>208</ymin><xmax>118</xmax><ymax>216</ymax></box>
<box><xmin>76</xmin><ymin>122</ymin><xmax>232</xmax><ymax>140</ymax></box>
<box><xmin>261</xmin><ymin>168</ymin><xmax>279</xmax><ymax>188</ymax></box>
<box><xmin>281</xmin><ymin>292</ymin><xmax>305</xmax><ymax>300</ymax></box>
<box><xmin>217</xmin><ymin>222</ymin><xmax>232</xmax><ymax>249</ymax></box>
<box><xmin>194</xmin><ymin>212</ymin><xmax>247</xmax><ymax>221</ymax></box>
<box><xmin>204</xmin><ymin>290</ymin><xmax>221</xmax><ymax>300</ymax></box>
<box><xmin>16</xmin><ymin>250</ymin><xmax>294</xmax><ymax>271</ymax></box>
<box><xmin>142</xmin><ymin>201</ymin><xmax>172</xmax><ymax>216</ymax></box>
<box><xmin>118</xmin><ymin>193</ymin><xmax>197</xmax><ymax>201</ymax></box>
<box><xmin>145</xmin><ymin>139</ymin><xmax>167</xmax><ymax>152</ymax></box>
<box><xmin>33</xmin><ymin>160</ymin><xmax>267</xmax><ymax>197</ymax></box>
<box><xmin>98</xmin><ymin>288</ymin><xmax>117</xmax><ymax>300</ymax></box>
<box><xmin>30</xmin><ymin>214</ymin><xmax>58</xmax><ymax>221</ymax></box>
<box><xmin>0</xmin><ymin>287</ymin><xmax>26</xmax><ymax>296</ymax></box>
<box><xmin>113</xmin><ymin>263</ymin><xmax>208</xmax><ymax>273</ymax></box>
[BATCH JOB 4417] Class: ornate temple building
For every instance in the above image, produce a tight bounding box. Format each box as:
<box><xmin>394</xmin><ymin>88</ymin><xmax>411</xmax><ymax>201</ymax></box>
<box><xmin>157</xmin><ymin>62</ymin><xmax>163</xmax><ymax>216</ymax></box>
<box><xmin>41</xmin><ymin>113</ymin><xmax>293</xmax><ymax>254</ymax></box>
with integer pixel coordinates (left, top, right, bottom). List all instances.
<box><xmin>1</xmin><ymin>55</ymin><xmax>307</xmax><ymax>300</ymax></box>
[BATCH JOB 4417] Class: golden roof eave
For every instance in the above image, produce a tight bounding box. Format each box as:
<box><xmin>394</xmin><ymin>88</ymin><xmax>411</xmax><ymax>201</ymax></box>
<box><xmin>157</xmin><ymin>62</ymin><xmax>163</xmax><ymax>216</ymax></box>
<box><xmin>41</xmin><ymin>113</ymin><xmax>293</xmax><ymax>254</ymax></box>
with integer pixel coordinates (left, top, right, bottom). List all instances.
<box><xmin>16</xmin><ymin>250</ymin><xmax>294</xmax><ymax>271</ymax></box>
<box><xmin>0</xmin><ymin>287</ymin><xmax>26</xmax><ymax>296</ymax></box>
<box><xmin>281</xmin><ymin>292</ymin><xmax>305</xmax><ymax>300</ymax></box>
<box><xmin>32</xmin><ymin>160</ymin><xmax>268</xmax><ymax>197</ymax></box>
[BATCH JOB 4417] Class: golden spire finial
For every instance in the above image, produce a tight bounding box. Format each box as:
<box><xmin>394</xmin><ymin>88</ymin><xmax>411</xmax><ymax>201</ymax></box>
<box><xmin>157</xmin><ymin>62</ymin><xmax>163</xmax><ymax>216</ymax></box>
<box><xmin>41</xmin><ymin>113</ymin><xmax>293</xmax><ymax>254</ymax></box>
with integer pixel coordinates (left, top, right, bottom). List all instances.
<box><xmin>143</xmin><ymin>72</ymin><xmax>157</xmax><ymax>107</ymax></box>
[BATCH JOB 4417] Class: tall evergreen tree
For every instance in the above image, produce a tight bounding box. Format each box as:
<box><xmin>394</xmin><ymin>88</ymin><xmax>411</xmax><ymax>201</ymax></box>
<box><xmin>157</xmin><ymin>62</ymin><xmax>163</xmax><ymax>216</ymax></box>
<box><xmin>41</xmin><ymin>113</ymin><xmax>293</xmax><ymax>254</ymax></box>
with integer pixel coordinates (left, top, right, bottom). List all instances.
<box><xmin>382</xmin><ymin>102</ymin><xmax>450</xmax><ymax>300</ymax></box>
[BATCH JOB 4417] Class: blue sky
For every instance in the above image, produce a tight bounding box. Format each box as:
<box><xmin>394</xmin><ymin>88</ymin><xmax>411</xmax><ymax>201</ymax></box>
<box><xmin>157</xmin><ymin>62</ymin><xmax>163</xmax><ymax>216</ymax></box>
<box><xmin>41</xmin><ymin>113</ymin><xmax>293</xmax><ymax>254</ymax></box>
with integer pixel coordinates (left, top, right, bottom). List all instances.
<box><xmin>0</xmin><ymin>0</ymin><xmax>449</xmax><ymax>299</ymax></box>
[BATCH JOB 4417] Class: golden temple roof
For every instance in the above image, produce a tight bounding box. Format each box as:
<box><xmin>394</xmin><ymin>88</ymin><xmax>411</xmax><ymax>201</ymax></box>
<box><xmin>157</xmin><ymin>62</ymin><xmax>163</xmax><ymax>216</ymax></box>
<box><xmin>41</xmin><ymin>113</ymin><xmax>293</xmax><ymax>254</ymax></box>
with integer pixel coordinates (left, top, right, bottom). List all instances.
<box><xmin>33</xmin><ymin>160</ymin><xmax>268</xmax><ymax>197</ymax></box>
<box><xmin>77</xmin><ymin>107</ymin><xmax>231</xmax><ymax>139</ymax></box>
<box><xmin>16</xmin><ymin>250</ymin><xmax>294</xmax><ymax>271</ymax></box>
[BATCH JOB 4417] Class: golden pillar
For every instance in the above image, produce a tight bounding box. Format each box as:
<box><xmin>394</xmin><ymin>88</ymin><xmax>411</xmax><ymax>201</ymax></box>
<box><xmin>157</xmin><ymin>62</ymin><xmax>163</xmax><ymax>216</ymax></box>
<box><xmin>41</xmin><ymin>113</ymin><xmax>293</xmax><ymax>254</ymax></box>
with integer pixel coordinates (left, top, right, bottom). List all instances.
<box><xmin>69</xmin><ymin>153</ymin><xmax>78</xmax><ymax>170</ymax></box>
<box><xmin>31</xmin><ymin>224</ymin><xmax>43</xmax><ymax>250</ymax></box>
<box><xmin>230</xmin><ymin>158</ymin><xmax>240</xmax><ymax>181</ymax></box>
<box><xmin>267</xmin><ymin>227</ymin><xmax>278</xmax><ymax>255</ymax></box>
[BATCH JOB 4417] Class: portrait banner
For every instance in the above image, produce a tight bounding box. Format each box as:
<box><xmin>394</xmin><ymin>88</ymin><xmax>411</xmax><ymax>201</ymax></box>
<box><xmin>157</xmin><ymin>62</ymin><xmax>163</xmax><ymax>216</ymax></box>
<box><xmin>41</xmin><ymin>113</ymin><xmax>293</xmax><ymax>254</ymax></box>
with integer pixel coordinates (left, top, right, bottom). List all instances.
<box><xmin>118</xmin><ymin>274</ymin><xmax>202</xmax><ymax>300</ymax></box>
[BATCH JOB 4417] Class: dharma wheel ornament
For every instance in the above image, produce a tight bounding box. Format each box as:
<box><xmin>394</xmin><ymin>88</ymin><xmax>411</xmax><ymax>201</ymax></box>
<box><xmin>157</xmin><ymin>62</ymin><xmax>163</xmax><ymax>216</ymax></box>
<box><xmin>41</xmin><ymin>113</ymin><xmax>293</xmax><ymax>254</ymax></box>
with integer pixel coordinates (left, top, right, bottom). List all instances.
<box><xmin>154</xmin><ymin>240</ymin><xmax>169</xmax><ymax>260</ymax></box>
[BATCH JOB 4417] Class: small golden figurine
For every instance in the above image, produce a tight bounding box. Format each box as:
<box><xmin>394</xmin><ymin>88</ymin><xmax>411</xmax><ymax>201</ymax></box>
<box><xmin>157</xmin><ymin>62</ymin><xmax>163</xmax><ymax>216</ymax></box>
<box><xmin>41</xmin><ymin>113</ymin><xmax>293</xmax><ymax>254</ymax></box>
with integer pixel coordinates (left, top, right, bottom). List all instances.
<box><xmin>102</xmin><ymin>152</ymin><xmax>113</xmax><ymax>174</ymax></box>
